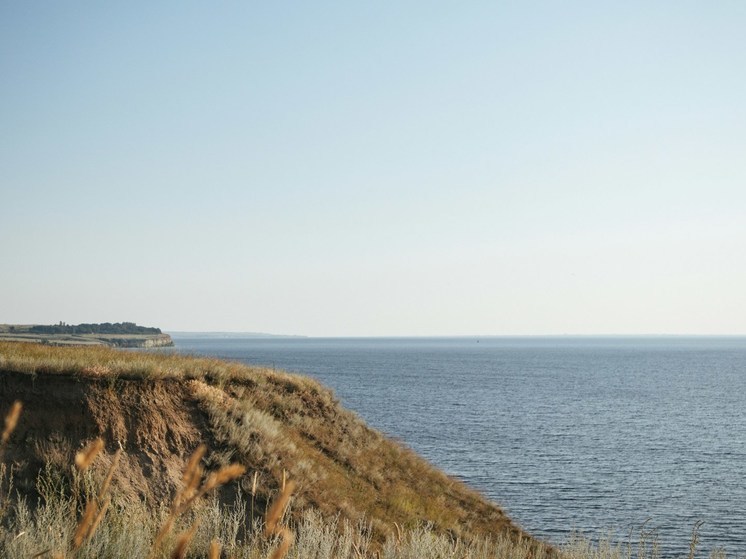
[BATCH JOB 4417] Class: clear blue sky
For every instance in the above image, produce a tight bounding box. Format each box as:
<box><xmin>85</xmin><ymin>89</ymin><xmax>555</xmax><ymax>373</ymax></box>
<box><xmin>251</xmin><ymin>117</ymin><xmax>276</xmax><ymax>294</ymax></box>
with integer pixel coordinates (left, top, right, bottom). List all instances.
<box><xmin>2</xmin><ymin>2</ymin><xmax>744</xmax><ymax>336</ymax></box>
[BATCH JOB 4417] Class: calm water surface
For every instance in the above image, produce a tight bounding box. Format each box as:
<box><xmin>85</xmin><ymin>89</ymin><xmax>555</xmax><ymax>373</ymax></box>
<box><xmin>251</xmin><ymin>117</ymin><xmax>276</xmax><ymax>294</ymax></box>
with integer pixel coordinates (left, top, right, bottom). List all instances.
<box><xmin>171</xmin><ymin>336</ymin><xmax>746</xmax><ymax>557</ymax></box>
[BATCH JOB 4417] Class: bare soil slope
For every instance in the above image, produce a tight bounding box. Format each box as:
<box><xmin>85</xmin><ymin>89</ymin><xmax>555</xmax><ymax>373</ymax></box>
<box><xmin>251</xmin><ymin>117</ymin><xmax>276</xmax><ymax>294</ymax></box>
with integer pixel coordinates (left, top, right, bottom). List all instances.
<box><xmin>0</xmin><ymin>342</ymin><xmax>545</xmax><ymax>551</ymax></box>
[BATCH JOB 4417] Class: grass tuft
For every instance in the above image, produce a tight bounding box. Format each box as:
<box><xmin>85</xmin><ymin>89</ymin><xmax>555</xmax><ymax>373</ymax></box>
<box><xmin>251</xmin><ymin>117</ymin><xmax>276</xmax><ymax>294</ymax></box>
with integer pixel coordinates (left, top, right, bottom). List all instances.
<box><xmin>1</xmin><ymin>401</ymin><xmax>22</xmax><ymax>445</ymax></box>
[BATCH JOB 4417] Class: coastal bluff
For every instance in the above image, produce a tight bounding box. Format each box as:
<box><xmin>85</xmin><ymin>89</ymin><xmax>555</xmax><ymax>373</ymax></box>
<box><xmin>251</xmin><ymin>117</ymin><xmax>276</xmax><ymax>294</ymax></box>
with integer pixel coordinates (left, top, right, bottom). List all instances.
<box><xmin>0</xmin><ymin>342</ymin><xmax>550</xmax><ymax>555</ymax></box>
<box><xmin>0</xmin><ymin>322</ymin><xmax>174</xmax><ymax>348</ymax></box>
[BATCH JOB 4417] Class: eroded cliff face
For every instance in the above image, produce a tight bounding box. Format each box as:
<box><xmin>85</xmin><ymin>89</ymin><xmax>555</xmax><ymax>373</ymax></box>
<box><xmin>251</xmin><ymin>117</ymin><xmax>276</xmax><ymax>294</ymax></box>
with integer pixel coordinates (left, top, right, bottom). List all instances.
<box><xmin>143</xmin><ymin>334</ymin><xmax>174</xmax><ymax>348</ymax></box>
<box><xmin>0</xmin><ymin>372</ymin><xmax>202</xmax><ymax>503</ymax></box>
<box><xmin>104</xmin><ymin>334</ymin><xmax>174</xmax><ymax>348</ymax></box>
<box><xmin>0</xmin><ymin>333</ymin><xmax>174</xmax><ymax>348</ymax></box>
<box><xmin>0</xmin><ymin>324</ymin><xmax>174</xmax><ymax>348</ymax></box>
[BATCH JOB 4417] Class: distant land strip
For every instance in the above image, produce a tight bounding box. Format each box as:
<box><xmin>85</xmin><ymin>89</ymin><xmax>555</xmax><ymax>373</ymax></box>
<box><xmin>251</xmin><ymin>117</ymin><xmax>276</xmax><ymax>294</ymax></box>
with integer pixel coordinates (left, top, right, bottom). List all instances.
<box><xmin>168</xmin><ymin>331</ymin><xmax>307</xmax><ymax>339</ymax></box>
<box><xmin>0</xmin><ymin>322</ymin><xmax>173</xmax><ymax>348</ymax></box>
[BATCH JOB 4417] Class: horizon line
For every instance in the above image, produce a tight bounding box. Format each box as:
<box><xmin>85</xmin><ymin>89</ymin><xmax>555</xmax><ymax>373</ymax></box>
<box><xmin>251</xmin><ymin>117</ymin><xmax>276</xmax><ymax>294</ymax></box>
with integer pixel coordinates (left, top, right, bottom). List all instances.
<box><xmin>166</xmin><ymin>331</ymin><xmax>746</xmax><ymax>338</ymax></box>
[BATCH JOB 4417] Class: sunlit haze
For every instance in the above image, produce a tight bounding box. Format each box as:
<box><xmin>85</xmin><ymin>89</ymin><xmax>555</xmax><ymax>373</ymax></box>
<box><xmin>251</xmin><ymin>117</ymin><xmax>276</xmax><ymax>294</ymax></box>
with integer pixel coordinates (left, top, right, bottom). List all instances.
<box><xmin>2</xmin><ymin>3</ymin><xmax>744</xmax><ymax>336</ymax></box>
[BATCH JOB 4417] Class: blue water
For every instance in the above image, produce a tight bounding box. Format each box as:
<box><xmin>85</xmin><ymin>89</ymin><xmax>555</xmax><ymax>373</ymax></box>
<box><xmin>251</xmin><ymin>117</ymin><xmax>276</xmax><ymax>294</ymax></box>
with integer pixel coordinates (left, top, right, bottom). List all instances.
<box><xmin>170</xmin><ymin>335</ymin><xmax>746</xmax><ymax>556</ymax></box>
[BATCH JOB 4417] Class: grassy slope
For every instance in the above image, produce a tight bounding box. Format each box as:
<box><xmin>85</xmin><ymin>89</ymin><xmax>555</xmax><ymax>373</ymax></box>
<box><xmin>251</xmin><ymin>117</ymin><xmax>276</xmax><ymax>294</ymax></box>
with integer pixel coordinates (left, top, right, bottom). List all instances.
<box><xmin>0</xmin><ymin>342</ymin><xmax>546</xmax><ymax>554</ymax></box>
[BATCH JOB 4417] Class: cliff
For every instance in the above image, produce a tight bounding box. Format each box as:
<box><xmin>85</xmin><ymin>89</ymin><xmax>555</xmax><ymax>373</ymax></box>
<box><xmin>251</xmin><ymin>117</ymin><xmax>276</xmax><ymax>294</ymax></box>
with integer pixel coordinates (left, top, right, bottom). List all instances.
<box><xmin>0</xmin><ymin>324</ymin><xmax>174</xmax><ymax>348</ymax></box>
<box><xmin>0</xmin><ymin>342</ymin><xmax>548</xmax><ymax>553</ymax></box>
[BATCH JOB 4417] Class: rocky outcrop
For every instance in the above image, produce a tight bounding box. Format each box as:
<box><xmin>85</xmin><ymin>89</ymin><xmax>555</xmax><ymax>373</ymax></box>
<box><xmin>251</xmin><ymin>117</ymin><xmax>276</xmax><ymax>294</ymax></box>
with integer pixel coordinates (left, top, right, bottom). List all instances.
<box><xmin>101</xmin><ymin>334</ymin><xmax>174</xmax><ymax>348</ymax></box>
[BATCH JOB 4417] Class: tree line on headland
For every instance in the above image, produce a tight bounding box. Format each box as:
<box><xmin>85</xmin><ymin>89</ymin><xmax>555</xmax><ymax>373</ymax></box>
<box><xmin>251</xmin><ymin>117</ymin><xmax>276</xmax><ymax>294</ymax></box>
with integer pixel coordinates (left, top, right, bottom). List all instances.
<box><xmin>28</xmin><ymin>322</ymin><xmax>162</xmax><ymax>335</ymax></box>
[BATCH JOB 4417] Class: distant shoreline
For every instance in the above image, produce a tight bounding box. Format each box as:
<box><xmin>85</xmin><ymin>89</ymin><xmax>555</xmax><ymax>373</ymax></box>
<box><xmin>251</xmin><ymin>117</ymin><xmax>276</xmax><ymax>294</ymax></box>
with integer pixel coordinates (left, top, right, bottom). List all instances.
<box><xmin>0</xmin><ymin>323</ymin><xmax>174</xmax><ymax>348</ymax></box>
<box><xmin>168</xmin><ymin>331</ymin><xmax>307</xmax><ymax>339</ymax></box>
<box><xmin>0</xmin><ymin>332</ymin><xmax>174</xmax><ymax>348</ymax></box>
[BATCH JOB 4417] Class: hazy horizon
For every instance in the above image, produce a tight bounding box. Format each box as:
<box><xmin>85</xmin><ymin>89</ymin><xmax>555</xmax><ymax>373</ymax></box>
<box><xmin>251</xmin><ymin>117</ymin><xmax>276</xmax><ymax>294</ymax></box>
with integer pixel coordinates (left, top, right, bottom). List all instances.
<box><xmin>2</xmin><ymin>3</ymin><xmax>744</xmax><ymax>337</ymax></box>
<box><xmin>168</xmin><ymin>331</ymin><xmax>746</xmax><ymax>339</ymax></box>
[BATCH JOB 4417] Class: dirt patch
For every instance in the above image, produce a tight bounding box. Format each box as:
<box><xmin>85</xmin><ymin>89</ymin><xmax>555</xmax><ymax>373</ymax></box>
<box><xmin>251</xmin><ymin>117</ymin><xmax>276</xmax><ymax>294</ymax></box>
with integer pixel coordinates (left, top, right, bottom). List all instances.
<box><xmin>0</xmin><ymin>372</ymin><xmax>207</xmax><ymax>503</ymax></box>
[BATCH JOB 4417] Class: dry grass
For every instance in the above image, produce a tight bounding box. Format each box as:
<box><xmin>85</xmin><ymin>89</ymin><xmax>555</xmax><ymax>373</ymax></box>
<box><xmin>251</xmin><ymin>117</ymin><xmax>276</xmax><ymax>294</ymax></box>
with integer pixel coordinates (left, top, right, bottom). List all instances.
<box><xmin>0</xmin><ymin>341</ymin><xmax>304</xmax><ymax>385</ymax></box>
<box><xmin>0</xmin><ymin>429</ymin><xmax>739</xmax><ymax>558</ymax></box>
<box><xmin>0</xmin><ymin>480</ymin><xmax>735</xmax><ymax>559</ymax></box>
<box><xmin>265</xmin><ymin>480</ymin><xmax>296</xmax><ymax>559</ymax></box>
<box><xmin>149</xmin><ymin>444</ymin><xmax>246</xmax><ymax>558</ymax></box>
<box><xmin>1</xmin><ymin>401</ymin><xmax>21</xmax><ymax>445</ymax></box>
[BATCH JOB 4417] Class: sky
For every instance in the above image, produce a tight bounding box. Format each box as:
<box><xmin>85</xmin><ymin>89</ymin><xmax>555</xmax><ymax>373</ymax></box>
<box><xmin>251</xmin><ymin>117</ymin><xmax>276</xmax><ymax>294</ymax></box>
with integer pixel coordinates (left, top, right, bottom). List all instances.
<box><xmin>1</xmin><ymin>2</ymin><xmax>745</xmax><ymax>336</ymax></box>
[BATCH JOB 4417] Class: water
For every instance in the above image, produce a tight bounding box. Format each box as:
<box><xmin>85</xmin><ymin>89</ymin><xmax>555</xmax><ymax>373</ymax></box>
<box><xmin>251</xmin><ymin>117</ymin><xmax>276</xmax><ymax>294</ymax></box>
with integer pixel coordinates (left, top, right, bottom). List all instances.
<box><xmin>170</xmin><ymin>335</ymin><xmax>746</xmax><ymax>556</ymax></box>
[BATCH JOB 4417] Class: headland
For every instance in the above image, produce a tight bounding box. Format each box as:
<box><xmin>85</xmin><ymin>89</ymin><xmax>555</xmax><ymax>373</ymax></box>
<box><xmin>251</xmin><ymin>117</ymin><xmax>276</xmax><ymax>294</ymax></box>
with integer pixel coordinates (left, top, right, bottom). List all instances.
<box><xmin>0</xmin><ymin>322</ymin><xmax>174</xmax><ymax>348</ymax></box>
